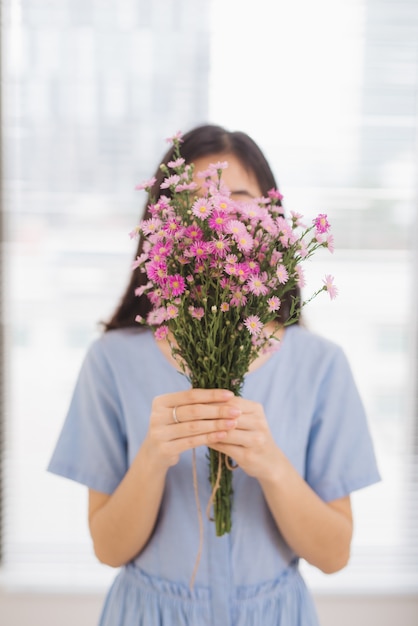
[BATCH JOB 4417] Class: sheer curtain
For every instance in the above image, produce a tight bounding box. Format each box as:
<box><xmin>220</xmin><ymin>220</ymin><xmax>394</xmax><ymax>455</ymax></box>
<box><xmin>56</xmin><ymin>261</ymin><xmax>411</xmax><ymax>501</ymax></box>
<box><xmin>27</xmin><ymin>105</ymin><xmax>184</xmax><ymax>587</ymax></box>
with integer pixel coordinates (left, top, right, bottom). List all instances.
<box><xmin>1</xmin><ymin>0</ymin><xmax>417</xmax><ymax>593</ymax></box>
<box><xmin>209</xmin><ymin>0</ymin><xmax>418</xmax><ymax>591</ymax></box>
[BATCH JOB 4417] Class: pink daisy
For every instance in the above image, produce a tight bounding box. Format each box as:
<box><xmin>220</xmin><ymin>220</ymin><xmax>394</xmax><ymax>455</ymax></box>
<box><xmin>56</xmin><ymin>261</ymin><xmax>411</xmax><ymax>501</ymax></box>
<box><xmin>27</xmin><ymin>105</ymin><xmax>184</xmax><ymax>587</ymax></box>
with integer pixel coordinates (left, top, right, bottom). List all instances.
<box><xmin>212</xmin><ymin>235</ymin><xmax>231</xmax><ymax>258</ymax></box>
<box><xmin>230</xmin><ymin>289</ymin><xmax>248</xmax><ymax>307</ymax></box>
<box><xmin>267</xmin><ymin>188</ymin><xmax>283</xmax><ymax>201</ymax></box>
<box><xmin>168</xmin><ymin>274</ymin><xmax>186</xmax><ymax>296</ymax></box>
<box><xmin>135</xmin><ymin>176</ymin><xmax>157</xmax><ymax>191</ymax></box>
<box><xmin>208</xmin><ymin>209</ymin><xmax>228</xmax><ymax>232</ymax></box>
<box><xmin>276</xmin><ymin>264</ymin><xmax>289</xmax><ymax>284</ymax></box>
<box><xmin>167</xmin><ymin>157</ymin><xmax>185</xmax><ymax>168</ymax></box>
<box><xmin>189</xmin><ymin>306</ymin><xmax>205</xmax><ymax>320</ymax></box>
<box><xmin>146</xmin><ymin>261</ymin><xmax>168</xmax><ymax>283</ymax></box>
<box><xmin>154</xmin><ymin>325</ymin><xmax>169</xmax><ymax>340</ymax></box>
<box><xmin>236</xmin><ymin>232</ymin><xmax>254</xmax><ymax>253</ymax></box>
<box><xmin>166</xmin><ymin>131</ymin><xmax>183</xmax><ymax>144</ymax></box>
<box><xmin>147</xmin><ymin>307</ymin><xmax>167</xmax><ymax>325</ymax></box>
<box><xmin>184</xmin><ymin>224</ymin><xmax>204</xmax><ymax>240</ymax></box>
<box><xmin>244</xmin><ymin>315</ymin><xmax>263</xmax><ymax>336</ymax></box>
<box><xmin>140</xmin><ymin>218</ymin><xmax>162</xmax><ymax>235</ymax></box>
<box><xmin>325</xmin><ymin>234</ymin><xmax>335</xmax><ymax>253</ymax></box>
<box><xmin>226</xmin><ymin>219</ymin><xmax>247</xmax><ymax>238</ymax></box>
<box><xmin>295</xmin><ymin>265</ymin><xmax>306</xmax><ymax>287</ymax></box>
<box><xmin>314</xmin><ymin>214</ymin><xmax>330</xmax><ymax>234</ymax></box>
<box><xmin>267</xmin><ymin>296</ymin><xmax>281</xmax><ymax>312</ymax></box>
<box><xmin>166</xmin><ymin>304</ymin><xmax>179</xmax><ymax>319</ymax></box>
<box><xmin>175</xmin><ymin>182</ymin><xmax>198</xmax><ymax>193</ymax></box>
<box><xmin>192</xmin><ymin>197</ymin><xmax>213</xmax><ymax>220</ymax></box>
<box><xmin>134</xmin><ymin>282</ymin><xmax>153</xmax><ymax>297</ymax></box>
<box><xmin>247</xmin><ymin>273</ymin><xmax>269</xmax><ymax>296</ymax></box>
<box><xmin>323</xmin><ymin>275</ymin><xmax>338</xmax><ymax>300</ymax></box>
<box><xmin>160</xmin><ymin>174</ymin><xmax>180</xmax><ymax>189</ymax></box>
<box><xmin>187</xmin><ymin>240</ymin><xmax>210</xmax><ymax>259</ymax></box>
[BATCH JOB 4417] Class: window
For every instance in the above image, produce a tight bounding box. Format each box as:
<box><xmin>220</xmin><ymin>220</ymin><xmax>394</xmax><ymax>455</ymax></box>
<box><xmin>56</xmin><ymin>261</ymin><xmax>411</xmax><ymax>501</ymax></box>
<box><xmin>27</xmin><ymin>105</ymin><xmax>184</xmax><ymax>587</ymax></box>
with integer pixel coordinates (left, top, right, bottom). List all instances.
<box><xmin>1</xmin><ymin>0</ymin><xmax>417</xmax><ymax>593</ymax></box>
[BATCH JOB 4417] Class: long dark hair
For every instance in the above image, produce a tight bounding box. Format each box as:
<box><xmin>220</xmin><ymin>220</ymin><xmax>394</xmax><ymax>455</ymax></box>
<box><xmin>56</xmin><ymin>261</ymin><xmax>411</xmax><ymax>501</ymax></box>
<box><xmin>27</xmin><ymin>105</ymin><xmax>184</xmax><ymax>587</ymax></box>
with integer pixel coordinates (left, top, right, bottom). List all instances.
<box><xmin>103</xmin><ymin>123</ymin><xmax>300</xmax><ymax>331</ymax></box>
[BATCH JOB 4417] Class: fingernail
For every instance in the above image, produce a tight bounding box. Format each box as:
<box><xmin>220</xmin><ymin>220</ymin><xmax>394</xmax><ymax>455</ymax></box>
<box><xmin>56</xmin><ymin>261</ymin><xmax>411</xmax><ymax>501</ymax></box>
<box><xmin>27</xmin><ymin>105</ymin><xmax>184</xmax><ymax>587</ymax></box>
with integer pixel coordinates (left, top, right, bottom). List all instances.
<box><xmin>225</xmin><ymin>419</ymin><xmax>237</xmax><ymax>428</ymax></box>
<box><xmin>229</xmin><ymin>408</ymin><xmax>241</xmax><ymax>417</ymax></box>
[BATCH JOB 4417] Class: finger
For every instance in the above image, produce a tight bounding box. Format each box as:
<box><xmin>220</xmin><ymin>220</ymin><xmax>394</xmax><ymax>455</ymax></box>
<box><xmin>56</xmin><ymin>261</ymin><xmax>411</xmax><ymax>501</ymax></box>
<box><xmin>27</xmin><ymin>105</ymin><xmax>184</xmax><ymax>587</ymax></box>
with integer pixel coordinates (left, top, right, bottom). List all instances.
<box><xmin>172</xmin><ymin>402</ymin><xmax>241</xmax><ymax>424</ymax></box>
<box><xmin>164</xmin><ymin>428</ymin><xmax>233</xmax><ymax>455</ymax></box>
<box><xmin>154</xmin><ymin>388</ymin><xmax>235</xmax><ymax>410</ymax></box>
<box><xmin>169</xmin><ymin>416</ymin><xmax>239</xmax><ymax>439</ymax></box>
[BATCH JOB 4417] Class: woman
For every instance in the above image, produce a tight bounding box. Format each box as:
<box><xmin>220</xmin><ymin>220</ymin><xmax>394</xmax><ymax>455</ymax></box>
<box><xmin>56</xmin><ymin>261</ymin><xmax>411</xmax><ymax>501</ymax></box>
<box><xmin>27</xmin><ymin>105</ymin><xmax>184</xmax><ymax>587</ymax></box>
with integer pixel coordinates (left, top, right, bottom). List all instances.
<box><xmin>48</xmin><ymin>124</ymin><xmax>380</xmax><ymax>625</ymax></box>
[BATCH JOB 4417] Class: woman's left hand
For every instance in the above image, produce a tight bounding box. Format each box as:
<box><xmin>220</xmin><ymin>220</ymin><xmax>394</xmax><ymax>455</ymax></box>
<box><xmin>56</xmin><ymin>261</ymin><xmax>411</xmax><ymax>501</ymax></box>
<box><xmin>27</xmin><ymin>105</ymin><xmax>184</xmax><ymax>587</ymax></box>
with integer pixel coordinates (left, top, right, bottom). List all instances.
<box><xmin>209</xmin><ymin>396</ymin><xmax>281</xmax><ymax>481</ymax></box>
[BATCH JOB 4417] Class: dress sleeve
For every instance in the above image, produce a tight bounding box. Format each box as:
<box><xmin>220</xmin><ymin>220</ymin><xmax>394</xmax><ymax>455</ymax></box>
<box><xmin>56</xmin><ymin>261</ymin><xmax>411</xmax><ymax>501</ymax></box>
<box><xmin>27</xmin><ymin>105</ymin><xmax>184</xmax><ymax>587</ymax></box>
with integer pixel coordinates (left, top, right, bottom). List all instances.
<box><xmin>47</xmin><ymin>337</ymin><xmax>128</xmax><ymax>494</ymax></box>
<box><xmin>305</xmin><ymin>345</ymin><xmax>381</xmax><ymax>502</ymax></box>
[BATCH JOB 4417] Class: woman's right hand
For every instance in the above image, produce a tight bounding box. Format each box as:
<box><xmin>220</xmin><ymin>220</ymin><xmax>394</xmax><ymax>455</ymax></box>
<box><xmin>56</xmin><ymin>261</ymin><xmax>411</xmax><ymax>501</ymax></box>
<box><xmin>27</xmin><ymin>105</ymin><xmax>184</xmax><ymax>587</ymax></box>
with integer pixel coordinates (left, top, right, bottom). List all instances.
<box><xmin>89</xmin><ymin>388</ymin><xmax>240</xmax><ymax>567</ymax></box>
<box><xmin>145</xmin><ymin>388</ymin><xmax>241</xmax><ymax>468</ymax></box>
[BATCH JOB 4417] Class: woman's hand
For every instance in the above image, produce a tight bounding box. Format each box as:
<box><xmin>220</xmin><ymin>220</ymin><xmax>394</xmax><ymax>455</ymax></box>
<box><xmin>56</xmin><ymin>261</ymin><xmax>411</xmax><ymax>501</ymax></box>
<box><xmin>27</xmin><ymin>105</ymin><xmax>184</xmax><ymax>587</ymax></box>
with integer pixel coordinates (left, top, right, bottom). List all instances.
<box><xmin>144</xmin><ymin>388</ymin><xmax>242</xmax><ymax>469</ymax></box>
<box><xmin>208</xmin><ymin>397</ymin><xmax>281</xmax><ymax>481</ymax></box>
<box><xmin>209</xmin><ymin>396</ymin><xmax>353</xmax><ymax>574</ymax></box>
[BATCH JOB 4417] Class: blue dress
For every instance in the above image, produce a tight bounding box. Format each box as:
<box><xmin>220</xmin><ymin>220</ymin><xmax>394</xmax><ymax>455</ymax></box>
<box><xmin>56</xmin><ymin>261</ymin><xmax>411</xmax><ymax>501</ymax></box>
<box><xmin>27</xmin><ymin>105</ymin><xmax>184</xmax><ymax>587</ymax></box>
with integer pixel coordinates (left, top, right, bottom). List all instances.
<box><xmin>48</xmin><ymin>325</ymin><xmax>381</xmax><ymax>625</ymax></box>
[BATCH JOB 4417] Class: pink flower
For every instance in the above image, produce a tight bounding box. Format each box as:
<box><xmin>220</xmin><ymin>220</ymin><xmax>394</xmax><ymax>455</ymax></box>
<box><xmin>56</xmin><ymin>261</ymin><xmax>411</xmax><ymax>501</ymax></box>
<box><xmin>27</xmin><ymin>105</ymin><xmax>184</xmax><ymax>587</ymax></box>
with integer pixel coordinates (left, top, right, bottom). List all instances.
<box><xmin>236</xmin><ymin>231</ymin><xmax>254</xmax><ymax>253</ymax></box>
<box><xmin>129</xmin><ymin>226</ymin><xmax>140</xmax><ymax>239</ymax></box>
<box><xmin>290</xmin><ymin>211</ymin><xmax>305</xmax><ymax>227</ymax></box>
<box><xmin>225</xmin><ymin>262</ymin><xmax>239</xmax><ymax>277</ymax></box>
<box><xmin>247</xmin><ymin>273</ymin><xmax>269</xmax><ymax>296</ymax></box>
<box><xmin>167</xmin><ymin>157</ymin><xmax>185</xmax><ymax>168</ymax></box>
<box><xmin>220</xmin><ymin>302</ymin><xmax>230</xmax><ymax>312</ymax></box>
<box><xmin>175</xmin><ymin>182</ymin><xmax>198</xmax><ymax>192</ymax></box>
<box><xmin>236</xmin><ymin>263</ymin><xmax>251</xmax><ymax>281</ymax></box>
<box><xmin>147</xmin><ymin>261</ymin><xmax>168</xmax><ymax>283</ymax></box>
<box><xmin>135</xmin><ymin>176</ymin><xmax>157</xmax><ymax>191</ymax></box>
<box><xmin>211</xmin><ymin>160</ymin><xmax>229</xmax><ymax>171</ymax></box>
<box><xmin>295</xmin><ymin>265</ymin><xmax>306</xmax><ymax>287</ymax></box>
<box><xmin>191</xmin><ymin>197</ymin><xmax>213</xmax><ymax>219</ymax></box>
<box><xmin>226</xmin><ymin>219</ymin><xmax>247</xmax><ymax>237</ymax></box>
<box><xmin>163</xmin><ymin>219</ymin><xmax>182</xmax><ymax>236</ymax></box>
<box><xmin>269</xmin><ymin>250</ymin><xmax>282</xmax><ymax>267</ymax></box>
<box><xmin>140</xmin><ymin>217</ymin><xmax>162</xmax><ymax>235</ymax></box>
<box><xmin>154</xmin><ymin>325</ymin><xmax>169</xmax><ymax>340</ymax></box>
<box><xmin>189</xmin><ymin>306</ymin><xmax>204</xmax><ymax>320</ymax></box>
<box><xmin>185</xmin><ymin>224</ymin><xmax>204</xmax><ymax>240</ymax></box>
<box><xmin>149</xmin><ymin>240</ymin><xmax>173</xmax><ymax>260</ymax></box>
<box><xmin>212</xmin><ymin>235</ymin><xmax>231</xmax><ymax>258</ymax></box>
<box><xmin>160</xmin><ymin>174</ymin><xmax>181</xmax><ymax>189</ymax></box>
<box><xmin>298</xmin><ymin>240</ymin><xmax>309</xmax><ymax>258</ymax></box>
<box><xmin>135</xmin><ymin>282</ymin><xmax>152</xmax><ymax>297</ymax></box>
<box><xmin>267</xmin><ymin>188</ymin><xmax>283</xmax><ymax>201</ymax></box>
<box><xmin>168</xmin><ymin>274</ymin><xmax>186</xmax><ymax>296</ymax></box>
<box><xmin>244</xmin><ymin>315</ymin><xmax>263</xmax><ymax>336</ymax></box>
<box><xmin>323</xmin><ymin>274</ymin><xmax>338</xmax><ymax>299</ymax></box>
<box><xmin>166</xmin><ymin>304</ymin><xmax>179</xmax><ymax>319</ymax></box>
<box><xmin>132</xmin><ymin>255</ymin><xmax>143</xmax><ymax>270</ymax></box>
<box><xmin>325</xmin><ymin>233</ymin><xmax>335</xmax><ymax>253</ymax></box>
<box><xmin>166</xmin><ymin>131</ymin><xmax>183</xmax><ymax>144</ymax></box>
<box><xmin>247</xmin><ymin>260</ymin><xmax>260</xmax><ymax>274</ymax></box>
<box><xmin>208</xmin><ymin>209</ymin><xmax>228</xmax><ymax>232</ymax></box>
<box><xmin>187</xmin><ymin>240</ymin><xmax>210</xmax><ymax>259</ymax></box>
<box><xmin>267</xmin><ymin>296</ymin><xmax>281</xmax><ymax>312</ymax></box>
<box><xmin>276</xmin><ymin>264</ymin><xmax>289</xmax><ymax>284</ymax></box>
<box><xmin>230</xmin><ymin>289</ymin><xmax>248</xmax><ymax>307</ymax></box>
<box><xmin>147</xmin><ymin>307</ymin><xmax>167</xmax><ymax>325</ymax></box>
<box><xmin>314</xmin><ymin>214</ymin><xmax>330</xmax><ymax>234</ymax></box>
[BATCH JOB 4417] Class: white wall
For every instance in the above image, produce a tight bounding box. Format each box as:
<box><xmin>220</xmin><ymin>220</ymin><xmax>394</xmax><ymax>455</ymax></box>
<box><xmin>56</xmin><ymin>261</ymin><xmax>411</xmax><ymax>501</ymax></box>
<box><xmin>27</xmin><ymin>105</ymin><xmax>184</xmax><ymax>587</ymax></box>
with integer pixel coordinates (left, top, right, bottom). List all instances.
<box><xmin>0</xmin><ymin>592</ymin><xmax>417</xmax><ymax>626</ymax></box>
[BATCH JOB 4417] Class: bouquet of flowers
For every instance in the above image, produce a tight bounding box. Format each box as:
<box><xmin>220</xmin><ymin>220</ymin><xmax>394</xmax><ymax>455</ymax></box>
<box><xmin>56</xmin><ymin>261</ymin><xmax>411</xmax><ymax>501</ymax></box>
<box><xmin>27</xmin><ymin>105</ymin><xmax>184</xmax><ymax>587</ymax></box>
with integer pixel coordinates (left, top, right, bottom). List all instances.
<box><xmin>131</xmin><ymin>132</ymin><xmax>337</xmax><ymax>536</ymax></box>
